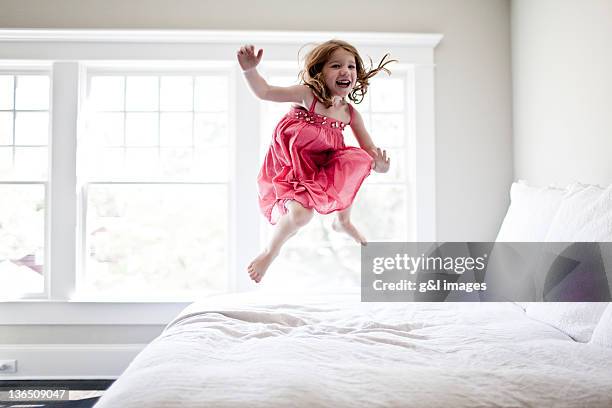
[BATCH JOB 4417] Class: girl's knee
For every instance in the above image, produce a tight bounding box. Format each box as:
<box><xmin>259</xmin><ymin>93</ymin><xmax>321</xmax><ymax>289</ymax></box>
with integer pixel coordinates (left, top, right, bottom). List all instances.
<box><xmin>289</xmin><ymin>206</ymin><xmax>313</xmax><ymax>227</ymax></box>
<box><xmin>337</xmin><ymin>214</ymin><xmax>350</xmax><ymax>225</ymax></box>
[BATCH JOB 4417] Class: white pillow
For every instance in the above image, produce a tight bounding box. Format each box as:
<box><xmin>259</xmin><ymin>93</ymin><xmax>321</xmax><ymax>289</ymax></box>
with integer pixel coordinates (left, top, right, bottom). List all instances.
<box><xmin>496</xmin><ymin>181</ymin><xmax>566</xmax><ymax>242</ymax></box>
<box><xmin>544</xmin><ymin>183</ymin><xmax>612</xmax><ymax>242</ymax></box>
<box><xmin>524</xmin><ymin>302</ymin><xmax>609</xmax><ymax>342</ymax></box>
<box><xmin>590</xmin><ymin>303</ymin><xmax>612</xmax><ymax>348</ymax></box>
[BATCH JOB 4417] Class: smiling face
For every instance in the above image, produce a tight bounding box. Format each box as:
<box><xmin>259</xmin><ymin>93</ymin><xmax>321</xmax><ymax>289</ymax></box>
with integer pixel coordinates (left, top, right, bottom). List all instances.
<box><xmin>321</xmin><ymin>48</ymin><xmax>357</xmax><ymax>99</ymax></box>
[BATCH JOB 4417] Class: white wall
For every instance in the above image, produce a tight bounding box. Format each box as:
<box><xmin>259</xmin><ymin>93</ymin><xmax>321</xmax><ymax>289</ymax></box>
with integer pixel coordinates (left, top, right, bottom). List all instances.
<box><xmin>0</xmin><ymin>325</ymin><xmax>162</xmax><ymax>344</ymax></box>
<box><xmin>0</xmin><ymin>0</ymin><xmax>513</xmax><ymax>365</ymax></box>
<box><xmin>512</xmin><ymin>0</ymin><xmax>612</xmax><ymax>186</ymax></box>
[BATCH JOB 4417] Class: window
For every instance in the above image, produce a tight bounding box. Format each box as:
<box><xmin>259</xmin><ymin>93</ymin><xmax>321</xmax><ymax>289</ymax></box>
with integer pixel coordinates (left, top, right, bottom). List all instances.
<box><xmin>79</xmin><ymin>69</ymin><xmax>230</xmax><ymax>298</ymax></box>
<box><xmin>0</xmin><ymin>30</ymin><xmax>440</xmax><ymax>322</ymax></box>
<box><xmin>0</xmin><ymin>70</ymin><xmax>50</xmax><ymax>298</ymax></box>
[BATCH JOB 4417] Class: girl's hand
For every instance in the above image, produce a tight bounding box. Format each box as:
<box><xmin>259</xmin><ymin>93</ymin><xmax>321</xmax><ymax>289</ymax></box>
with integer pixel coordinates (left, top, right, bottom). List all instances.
<box><xmin>371</xmin><ymin>147</ymin><xmax>390</xmax><ymax>173</ymax></box>
<box><xmin>237</xmin><ymin>44</ymin><xmax>263</xmax><ymax>72</ymax></box>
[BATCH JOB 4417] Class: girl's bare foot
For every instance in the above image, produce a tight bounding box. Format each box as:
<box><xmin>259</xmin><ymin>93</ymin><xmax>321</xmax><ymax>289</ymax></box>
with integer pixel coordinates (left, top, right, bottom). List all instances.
<box><xmin>332</xmin><ymin>218</ymin><xmax>367</xmax><ymax>246</ymax></box>
<box><xmin>247</xmin><ymin>249</ymin><xmax>278</xmax><ymax>283</ymax></box>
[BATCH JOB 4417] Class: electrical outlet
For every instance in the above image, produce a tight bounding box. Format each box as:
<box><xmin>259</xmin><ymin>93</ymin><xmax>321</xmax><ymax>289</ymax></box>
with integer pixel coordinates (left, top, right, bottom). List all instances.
<box><xmin>0</xmin><ymin>360</ymin><xmax>17</xmax><ymax>373</ymax></box>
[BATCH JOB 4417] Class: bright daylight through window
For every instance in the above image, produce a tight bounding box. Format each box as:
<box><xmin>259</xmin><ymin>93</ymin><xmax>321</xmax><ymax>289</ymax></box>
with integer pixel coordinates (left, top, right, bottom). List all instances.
<box><xmin>0</xmin><ymin>73</ymin><xmax>49</xmax><ymax>298</ymax></box>
<box><xmin>80</xmin><ymin>72</ymin><xmax>230</xmax><ymax>298</ymax></box>
<box><xmin>0</xmin><ymin>33</ymin><xmax>423</xmax><ymax>302</ymax></box>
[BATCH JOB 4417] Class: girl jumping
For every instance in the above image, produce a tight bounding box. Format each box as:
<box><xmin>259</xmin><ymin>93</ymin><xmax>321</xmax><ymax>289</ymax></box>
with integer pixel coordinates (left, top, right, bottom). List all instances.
<box><xmin>237</xmin><ymin>39</ymin><xmax>394</xmax><ymax>283</ymax></box>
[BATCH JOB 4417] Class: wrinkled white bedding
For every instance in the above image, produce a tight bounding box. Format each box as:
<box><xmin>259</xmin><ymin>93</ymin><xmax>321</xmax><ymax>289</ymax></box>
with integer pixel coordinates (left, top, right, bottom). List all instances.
<box><xmin>95</xmin><ymin>293</ymin><xmax>612</xmax><ymax>408</ymax></box>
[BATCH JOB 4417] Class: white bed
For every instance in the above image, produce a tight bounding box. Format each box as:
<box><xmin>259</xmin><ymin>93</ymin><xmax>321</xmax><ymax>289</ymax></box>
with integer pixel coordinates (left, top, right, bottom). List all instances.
<box><xmin>94</xmin><ymin>293</ymin><xmax>612</xmax><ymax>407</ymax></box>
<box><xmin>94</xmin><ymin>181</ymin><xmax>612</xmax><ymax>407</ymax></box>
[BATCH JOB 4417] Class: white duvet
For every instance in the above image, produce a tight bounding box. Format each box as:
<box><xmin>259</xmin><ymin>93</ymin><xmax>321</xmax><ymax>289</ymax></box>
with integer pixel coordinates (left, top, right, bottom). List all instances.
<box><xmin>95</xmin><ymin>293</ymin><xmax>612</xmax><ymax>408</ymax></box>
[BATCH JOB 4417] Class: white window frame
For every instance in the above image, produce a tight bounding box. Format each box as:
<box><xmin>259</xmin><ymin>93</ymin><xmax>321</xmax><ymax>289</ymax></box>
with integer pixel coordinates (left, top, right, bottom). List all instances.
<box><xmin>0</xmin><ymin>29</ymin><xmax>442</xmax><ymax>325</ymax></box>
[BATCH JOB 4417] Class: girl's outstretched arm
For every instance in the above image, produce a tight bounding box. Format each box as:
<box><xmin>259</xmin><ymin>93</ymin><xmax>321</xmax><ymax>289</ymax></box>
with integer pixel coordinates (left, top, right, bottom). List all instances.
<box><xmin>350</xmin><ymin>107</ymin><xmax>391</xmax><ymax>173</ymax></box>
<box><xmin>237</xmin><ymin>44</ymin><xmax>309</xmax><ymax>104</ymax></box>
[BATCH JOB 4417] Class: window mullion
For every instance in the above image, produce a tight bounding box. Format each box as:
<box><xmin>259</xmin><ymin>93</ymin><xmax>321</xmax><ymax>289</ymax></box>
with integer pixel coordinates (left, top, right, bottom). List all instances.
<box><xmin>48</xmin><ymin>61</ymin><xmax>80</xmax><ymax>300</ymax></box>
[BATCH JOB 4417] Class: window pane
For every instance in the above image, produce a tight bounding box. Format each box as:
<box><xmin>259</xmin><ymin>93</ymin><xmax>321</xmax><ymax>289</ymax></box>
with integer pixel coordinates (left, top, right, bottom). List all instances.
<box><xmin>87</xmin><ymin>112</ymin><xmax>124</xmax><ymax>147</ymax></box>
<box><xmin>370</xmin><ymin>77</ymin><xmax>404</xmax><ymax>112</ymax></box>
<box><xmin>194</xmin><ymin>76</ymin><xmax>228</xmax><ymax>112</ymax></box>
<box><xmin>358</xmin><ymin>90</ymin><xmax>371</xmax><ymax>113</ymax></box>
<box><xmin>0</xmin><ymin>183</ymin><xmax>45</xmax><ymax>298</ymax></box>
<box><xmin>194</xmin><ymin>113</ymin><xmax>228</xmax><ymax>147</ymax></box>
<box><xmin>262</xmin><ymin>214</ymin><xmax>360</xmax><ymax>290</ymax></box>
<box><xmin>0</xmin><ymin>112</ymin><xmax>13</xmax><ymax>145</ymax></box>
<box><xmin>344</xmin><ymin>110</ymin><xmax>372</xmax><ymax>148</ymax></box>
<box><xmin>0</xmin><ymin>75</ymin><xmax>14</xmax><ymax>110</ymax></box>
<box><xmin>160</xmin><ymin>148</ymin><xmax>192</xmax><ymax>179</ymax></box>
<box><xmin>125</xmin><ymin>148</ymin><xmax>158</xmax><ymax>178</ymax></box>
<box><xmin>352</xmin><ymin>184</ymin><xmax>409</xmax><ymax>241</ymax></box>
<box><xmin>125</xmin><ymin>113</ymin><xmax>158</xmax><ymax>147</ymax></box>
<box><xmin>90</xmin><ymin>76</ymin><xmax>124</xmax><ymax>111</ymax></box>
<box><xmin>261</xmin><ymin>76</ymin><xmax>297</xmax><ymax>141</ymax></box>
<box><xmin>125</xmin><ymin>76</ymin><xmax>158</xmax><ymax>111</ymax></box>
<box><xmin>160</xmin><ymin>76</ymin><xmax>193</xmax><ymax>111</ymax></box>
<box><xmin>15</xmin><ymin>112</ymin><xmax>49</xmax><ymax>145</ymax></box>
<box><xmin>193</xmin><ymin>147</ymin><xmax>229</xmax><ymax>182</ymax></box>
<box><xmin>263</xmin><ymin>242</ymin><xmax>361</xmax><ymax>291</ymax></box>
<box><xmin>80</xmin><ymin>147</ymin><xmax>125</xmax><ymax>179</ymax></box>
<box><xmin>15</xmin><ymin>75</ymin><xmax>49</xmax><ymax>110</ymax></box>
<box><xmin>14</xmin><ymin>147</ymin><xmax>48</xmax><ymax>180</ymax></box>
<box><xmin>160</xmin><ymin>112</ymin><xmax>192</xmax><ymax>147</ymax></box>
<box><xmin>83</xmin><ymin>184</ymin><xmax>228</xmax><ymax>297</ymax></box>
<box><xmin>371</xmin><ymin>113</ymin><xmax>405</xmax><ymax>147</ymax></box>
<box><xmin>0</xmin><ymin>147</ymin><xmax>13</xmax><ymax>180</ymax></box>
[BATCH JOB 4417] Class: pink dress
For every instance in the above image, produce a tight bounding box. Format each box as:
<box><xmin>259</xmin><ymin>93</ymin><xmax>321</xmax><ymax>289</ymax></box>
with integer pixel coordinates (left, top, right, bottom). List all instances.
<box><xmin>258</xmin><ymin>95</ymin><xmax>373</xmax><ymax>224</ymax></box>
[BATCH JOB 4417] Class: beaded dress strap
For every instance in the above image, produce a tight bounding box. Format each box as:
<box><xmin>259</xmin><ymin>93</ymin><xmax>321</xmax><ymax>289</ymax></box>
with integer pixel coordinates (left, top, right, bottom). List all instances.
<box><xmin>348</xmin><ymin>104</ymin><xmax>354</xmax><ymax>125</ymax></box>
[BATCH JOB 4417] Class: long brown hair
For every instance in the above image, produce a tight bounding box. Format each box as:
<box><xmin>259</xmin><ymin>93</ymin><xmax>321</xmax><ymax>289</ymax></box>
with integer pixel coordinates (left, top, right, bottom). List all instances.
<box><xmin>298</xmin><ymin>39</ymin><xmax>396</xmax><ymax>108</ymax></box>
